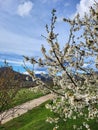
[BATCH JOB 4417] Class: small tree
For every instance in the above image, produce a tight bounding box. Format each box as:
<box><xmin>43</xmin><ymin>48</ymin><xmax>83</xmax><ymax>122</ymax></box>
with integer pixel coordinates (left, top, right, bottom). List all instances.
<box><xmin>0</xmin><ymin>63</ymin><xmax>21</xmax><ymax>124</ymax></box>
<box><xmin>24</xmin><ymin>2</ymin><xmax>98</xmax><ymax>130</ymax></box>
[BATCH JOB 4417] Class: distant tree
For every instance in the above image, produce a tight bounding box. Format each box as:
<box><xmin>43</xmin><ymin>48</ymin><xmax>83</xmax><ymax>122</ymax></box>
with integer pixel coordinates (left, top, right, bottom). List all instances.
<box><xmin>0</xmin><ymin>62</ymin><xmax>21</xmax><ymax>124</ymax></box>
<box><xmin>24</xmin><ymin>2</ymin><xmax>98</xmax><ymax>130</ymax></box>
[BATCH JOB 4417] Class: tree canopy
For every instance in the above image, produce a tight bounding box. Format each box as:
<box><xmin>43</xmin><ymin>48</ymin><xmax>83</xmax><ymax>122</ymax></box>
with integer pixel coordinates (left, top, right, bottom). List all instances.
<box><xmin>24</xmin><ymin>2</ymin><xmax>98</xmax><ymax>130</ymax></box>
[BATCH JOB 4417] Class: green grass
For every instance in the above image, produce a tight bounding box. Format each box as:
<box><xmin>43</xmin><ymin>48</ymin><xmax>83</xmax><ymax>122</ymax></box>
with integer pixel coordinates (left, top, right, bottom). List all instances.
<box><xmin>0</xmin><ymin>101</ymin><xmax>98</xmax><ymax>130</ymax></box>
<box><xmin>0</xmin><ymin>101</ymin><xmax>55</xmax><ymax>130</ymax></box>
<box><xmin>1</xmin><ymin>88</ymin><xmax>44</xmax><ymax>112</ymax></box>
<box><xmin>12</xmin><ymin>88</ymin><xmax>44</xmax><ymax>106</ymax></box>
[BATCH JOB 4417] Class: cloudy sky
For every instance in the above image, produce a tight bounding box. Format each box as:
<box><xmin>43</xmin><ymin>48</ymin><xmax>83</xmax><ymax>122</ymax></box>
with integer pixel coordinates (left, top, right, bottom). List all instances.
<box><xmin>0</xmin><ymin>0</ymin><xmax>97</xmax><ymax>73</ymax></box>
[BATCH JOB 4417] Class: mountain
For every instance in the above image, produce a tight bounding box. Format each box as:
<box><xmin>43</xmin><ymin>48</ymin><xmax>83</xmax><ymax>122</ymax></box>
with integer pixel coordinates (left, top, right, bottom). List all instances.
<box><xmin>0</xmin><ymin>66</ymin><xmax>53</xmax><ymax>88</ymax></box>
<box><xmin>0</xmin><ymin>66</ymin><xmax>32</xmax><ymax>81</ymax></box>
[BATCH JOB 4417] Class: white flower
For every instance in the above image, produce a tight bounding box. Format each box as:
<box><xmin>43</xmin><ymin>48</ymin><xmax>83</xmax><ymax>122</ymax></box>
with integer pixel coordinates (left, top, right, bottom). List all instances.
<box><xmin>73</xmin><ymin>125</ymin><xmax>77</xmax><ymax>129</ymax></box>
<box><xmin>85</xmin><ymin>124</ymin><xmax>89</xmax><ymax>129</ymax></box>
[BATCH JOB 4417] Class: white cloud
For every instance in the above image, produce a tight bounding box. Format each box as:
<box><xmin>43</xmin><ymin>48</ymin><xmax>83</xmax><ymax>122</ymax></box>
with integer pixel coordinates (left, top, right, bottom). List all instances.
<box><xmin>0</xmin><ymin>59</ymin><xmax>23</xmax><ymax>65</ymax></box>
<box><xmin>23</xmin><ymin>70</ymin><xmax>47</xmax><ymax>75</ymax></box>
<box><xmin>17</xmin><ymin>1</ymin><xmax>34</xmax><ymax>17</ymax></box>
<box><xmin>23</xmin><ymin>71</ymin><xmax>29</xmax><ymax>75</ymax></box>
<box><xmin>34</xmin><ymin>70</ymin><xmax>47</xmax><ymax>74</ymax></box>
<box><xmin>0</xmin><ymin>28</ymin><xmax>43</xmax><ymax>56</ymax></box>
<box><xmin>75</xmin><ymin>0</ymin><xmax>98</xmax><ymax>17</ymax></box>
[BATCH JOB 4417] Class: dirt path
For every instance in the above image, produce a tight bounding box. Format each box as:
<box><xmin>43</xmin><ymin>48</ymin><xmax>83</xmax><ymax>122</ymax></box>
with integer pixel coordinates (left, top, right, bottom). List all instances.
<box><xmin>0</xmin><ymin>94</ymin><xmax>54</xmax><ymax>124</ymax></box>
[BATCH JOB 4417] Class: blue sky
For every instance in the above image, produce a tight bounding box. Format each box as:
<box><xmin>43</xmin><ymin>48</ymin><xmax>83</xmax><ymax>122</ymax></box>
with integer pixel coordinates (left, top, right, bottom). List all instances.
<box><xmin>0</xmin><ymin>0</ymin><xmax>97</xmax><ymax>73</ymax></box>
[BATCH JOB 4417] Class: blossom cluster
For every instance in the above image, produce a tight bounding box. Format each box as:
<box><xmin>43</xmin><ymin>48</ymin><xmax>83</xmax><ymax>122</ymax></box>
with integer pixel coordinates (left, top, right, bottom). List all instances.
<box><xmin>24</xmin><ymin>2</ymin><xmax>98</xmax><ymax>130</ymax></box>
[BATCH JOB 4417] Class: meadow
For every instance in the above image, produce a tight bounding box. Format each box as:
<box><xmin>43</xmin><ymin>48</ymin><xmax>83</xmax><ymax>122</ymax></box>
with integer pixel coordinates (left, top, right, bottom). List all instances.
<box><xmin>1</xmin><ymin>88</ymin><xmax>44</xmax><ymax>112</ymax></box>
<box><xmin>0</xmin><ymin>101</ymin><xmax>98</xmax><ymax>130</ymax></box>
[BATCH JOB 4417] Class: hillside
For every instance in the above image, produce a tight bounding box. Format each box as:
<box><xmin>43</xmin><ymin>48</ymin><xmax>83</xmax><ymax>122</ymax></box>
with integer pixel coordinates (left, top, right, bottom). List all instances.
<box><xmin>0</xmin><ymin>66</ymin><xmax>53</xmax><ymax>88</ymax></box>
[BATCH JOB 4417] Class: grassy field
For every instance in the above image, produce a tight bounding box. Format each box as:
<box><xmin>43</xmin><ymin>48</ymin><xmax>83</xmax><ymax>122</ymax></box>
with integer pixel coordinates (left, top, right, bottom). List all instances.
<box><xmin>12</xmin><ymin>88</ymin><xmax>44</xmax><ymax>106</ymax></box>
<box><xmin>0</xmin><ymin>101</ymin><xmax>98</xmax><ymax>130</ymax></box>
<box><xmin>1</xmin><ymin>88</ymin><xmax>44</xmax><ymax>112</ymax></box>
